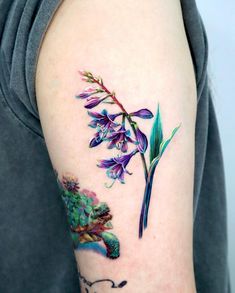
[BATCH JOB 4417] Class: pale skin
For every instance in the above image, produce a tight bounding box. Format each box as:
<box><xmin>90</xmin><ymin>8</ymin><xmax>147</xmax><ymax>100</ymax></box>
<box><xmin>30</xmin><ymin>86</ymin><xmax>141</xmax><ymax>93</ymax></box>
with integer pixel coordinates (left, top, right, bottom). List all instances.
<box><xmin>36</xmin><ymin>0</ymin><xmax>197</xmax><ymax>292</ymax></box>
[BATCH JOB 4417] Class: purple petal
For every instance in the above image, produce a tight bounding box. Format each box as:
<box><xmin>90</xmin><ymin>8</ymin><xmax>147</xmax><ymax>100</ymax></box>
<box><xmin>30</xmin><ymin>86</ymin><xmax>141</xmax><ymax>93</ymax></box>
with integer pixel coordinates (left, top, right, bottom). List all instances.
<box><xmin>85</xmin><ymin>97</ymin><xmax>103</xmax><ymax>109</ymax></box>
<box><xmin>101</xmin><ymin>122</ymin><xmax>119</xmax><ymax>134</ymax></box>
<box><xmin>118</xmin><ymin>171</ymin><xmax>125</xmax><ymax>183</ymax></box>
<box><xmin>121</xmin><ymin>141</ymin><xmax>128</xmax><ymax>153</ymax></box>
<box><xmin>126</xmin><ymin>136</ymin><xmax>136</xmax><ymax>144</ymax></box>
<box><xmin>136</xmin><ymin>127</ymin><xmax>148</xmax><ymax>153</ymax></box>
<box><xmin>76</xmin><ymin>93</ymin><xmax>90</xmax><ymax>99</ymax></box>
<box><xmin>114</xmin><ymin>151</ymin><xmax>133</xmax><ymax>166</ymax></box>
<box><xmin>89</xmin><ymin>136</ymin><xmax>103</xmax><ymax>148</ymax></box>
<box><xmin>115</xmin><ymin>167</ymin><xmax>125</xmax><ymax>183</ymax></box>
<box><xmin>87</xmin><ymin>111</ymin><xmax>104</xmax><ymax>118</ymax></box>
<box><xmin>107</xmin><ymin>165</ymin><xmax>125</xmax><ymax>183</ymax></box>
<box><xmin>109</xmin><ymin>113</ymin><xmax>122</xmax><ymax>120</ymax></box>
<box><xmin>97</xmin><ymin>158</ymin><xmax>116</xmax><ymax>168</ymax></box>
<box><xmin>106</xmin><ymin>131</ymin><xmax>119</xmax><ymax>140</ymax></box>
<box><xmin>125</xmin><ymin>130</ymin><xmax>136</xmax><ymax>144</ymax></box>
<box><xmin>130</xmin><ymin>109</ymin><xmax>154</xmax><ymax>119</ymax></box>
<box><xmin>107</xmin><ymin>140</ymin><xmax>117</xmax><ymax>149</ymax></box>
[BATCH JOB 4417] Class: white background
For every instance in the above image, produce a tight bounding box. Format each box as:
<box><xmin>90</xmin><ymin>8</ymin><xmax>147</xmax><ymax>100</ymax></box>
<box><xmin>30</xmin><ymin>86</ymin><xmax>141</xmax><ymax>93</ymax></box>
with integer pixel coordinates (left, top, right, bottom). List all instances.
<box><xmin>196</xmin><ymin>1</ymin><xmax>235</xmax><ymax>291</ymax></box>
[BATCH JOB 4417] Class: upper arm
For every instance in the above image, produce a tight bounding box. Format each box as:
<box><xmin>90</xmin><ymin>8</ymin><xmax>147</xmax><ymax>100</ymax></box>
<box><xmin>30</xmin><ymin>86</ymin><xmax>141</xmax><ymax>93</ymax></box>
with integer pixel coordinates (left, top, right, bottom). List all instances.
<box><xmin>36</xmin><ymin>0</ymin><xmax>197</xmax><ymax>292</ymax></box>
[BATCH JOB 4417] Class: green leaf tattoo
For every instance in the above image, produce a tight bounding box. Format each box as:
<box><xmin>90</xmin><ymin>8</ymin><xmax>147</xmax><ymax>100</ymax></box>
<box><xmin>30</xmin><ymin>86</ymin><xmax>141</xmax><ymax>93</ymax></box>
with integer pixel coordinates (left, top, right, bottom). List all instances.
<box><xmin>149</xmin><ymin>104</ymin><xmax>163</xmax><ymax>163</ymax></box>
<box><xmin>139</xmin><ymin>123</ymin><xmax>181</xmax><ymax>236</ymax></box>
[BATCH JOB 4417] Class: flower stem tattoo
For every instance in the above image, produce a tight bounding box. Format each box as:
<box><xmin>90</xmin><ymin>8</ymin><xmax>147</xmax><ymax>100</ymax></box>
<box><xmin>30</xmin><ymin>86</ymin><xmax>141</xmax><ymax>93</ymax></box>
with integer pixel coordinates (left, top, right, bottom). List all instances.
<box><xmin>57</xmin><ymin>172</ymin><xmax>120</xmax><ymax>259</ymax></box>
<box><xmin>76</xmin><ymin>70</ymin><xmax>180</xmax><ymax>238</ymax></box>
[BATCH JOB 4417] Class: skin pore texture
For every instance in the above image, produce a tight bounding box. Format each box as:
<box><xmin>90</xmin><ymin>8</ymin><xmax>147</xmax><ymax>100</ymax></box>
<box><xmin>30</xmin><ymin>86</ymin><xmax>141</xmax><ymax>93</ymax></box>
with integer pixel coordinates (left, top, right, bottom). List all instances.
<box><xmin>35</xmin><ymin>0</ymin><xmax>197</xmax><ymax>292</ymax></box>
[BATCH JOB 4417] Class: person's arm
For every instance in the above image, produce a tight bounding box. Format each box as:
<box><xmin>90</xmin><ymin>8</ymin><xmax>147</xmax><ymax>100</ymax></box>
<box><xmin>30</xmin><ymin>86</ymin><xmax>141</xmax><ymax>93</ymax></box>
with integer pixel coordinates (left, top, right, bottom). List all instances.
<box><xmin>36</xmin><ymin>0</ymin><xmax>197</xmax><ymax>292</ymax></box>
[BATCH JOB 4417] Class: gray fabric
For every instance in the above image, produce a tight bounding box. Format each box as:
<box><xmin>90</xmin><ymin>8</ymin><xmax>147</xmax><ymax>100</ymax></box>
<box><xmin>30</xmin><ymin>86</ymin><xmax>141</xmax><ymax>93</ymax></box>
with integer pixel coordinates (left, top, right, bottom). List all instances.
<box><xmin>0</xmin><ymin>0</ymin><xmax>230</xmax><ymax>292</ymax></box>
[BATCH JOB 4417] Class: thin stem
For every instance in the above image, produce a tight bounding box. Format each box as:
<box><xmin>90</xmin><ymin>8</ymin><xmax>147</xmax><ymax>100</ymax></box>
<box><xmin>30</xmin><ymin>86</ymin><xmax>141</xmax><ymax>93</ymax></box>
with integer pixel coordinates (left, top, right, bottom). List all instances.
<box><xmin>92</xmin><ymin>76</ymin><xmax>148</xmax><ymax>181</ymax></box>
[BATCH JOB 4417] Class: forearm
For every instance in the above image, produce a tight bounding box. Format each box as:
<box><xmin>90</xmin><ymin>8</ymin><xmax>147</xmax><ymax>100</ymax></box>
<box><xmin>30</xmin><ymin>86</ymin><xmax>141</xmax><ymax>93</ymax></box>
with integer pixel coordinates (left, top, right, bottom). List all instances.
<box><xmin>36</xmin><ymin>0</ymin><xmax>197</xmax><ymax>292</ymax></box>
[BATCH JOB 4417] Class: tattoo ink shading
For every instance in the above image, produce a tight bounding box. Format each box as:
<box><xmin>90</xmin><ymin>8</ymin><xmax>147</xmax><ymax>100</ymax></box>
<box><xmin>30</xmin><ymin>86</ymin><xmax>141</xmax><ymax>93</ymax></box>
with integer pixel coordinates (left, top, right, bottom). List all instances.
<box><xmin>76</xmin><ymin>70</ymin><xmax>180</xmax><ymax>238</ymax></box>
<box><xmin>57</xmin><ymin>172</ymin><xmax>120</xmax><ymax>259</ymax></box>
<box><xmin>78</xmin><ymin>271</ymin><xmax>127</xmax><ymax>292</ymax></box>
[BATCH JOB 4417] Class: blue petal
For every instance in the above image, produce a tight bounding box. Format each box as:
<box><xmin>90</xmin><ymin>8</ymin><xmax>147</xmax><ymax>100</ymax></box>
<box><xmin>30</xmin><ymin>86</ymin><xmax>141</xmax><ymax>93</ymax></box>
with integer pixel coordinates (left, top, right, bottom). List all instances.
<box><xmin>101</xmin><ymin>109</ymin><xmax>108</xmax><ymax>116</ymax></box>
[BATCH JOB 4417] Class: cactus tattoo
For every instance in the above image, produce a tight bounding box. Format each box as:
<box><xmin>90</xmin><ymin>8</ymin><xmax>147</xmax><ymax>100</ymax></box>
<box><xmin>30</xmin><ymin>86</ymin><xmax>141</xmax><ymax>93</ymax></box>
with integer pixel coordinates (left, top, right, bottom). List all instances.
<box><xmin>76</xmin><ymin>70</ymin><xmax>180</xmax><ymax>238</ymax></box>
<box><xmin>57</xmin><ymin>172</ymin><xmax>120</xmax><ymax>259</ymax></box>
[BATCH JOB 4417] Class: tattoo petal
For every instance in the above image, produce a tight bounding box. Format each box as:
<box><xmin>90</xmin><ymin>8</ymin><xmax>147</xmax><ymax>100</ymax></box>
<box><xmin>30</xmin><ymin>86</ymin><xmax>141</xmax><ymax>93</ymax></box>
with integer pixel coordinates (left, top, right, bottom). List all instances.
<box><xmin>106</xmin><ymin>125</ymin><xmax>136</xmax><ymax>153</ymax></box>
<box><xmin>135</xmin><ymin>127</ymin><xmax>148</xmax><ymax>153</ymax></box>
<box><xmin>98</xmin><ymin>150</ymin><xmax>138</xmax><ymax>183</ymax></box>
<box><xmin>129</xmin><ymin>108</ymin><xmax>154</xmax><ymax>119</ymax></box>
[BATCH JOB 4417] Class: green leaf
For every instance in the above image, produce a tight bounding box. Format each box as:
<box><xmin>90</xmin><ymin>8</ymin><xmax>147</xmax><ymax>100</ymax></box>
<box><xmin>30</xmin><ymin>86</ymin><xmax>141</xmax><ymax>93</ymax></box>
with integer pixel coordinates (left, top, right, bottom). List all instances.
<box><xmin>79</xmin><ymin>213</ymin><xmax>89</xmax><ymax>226</ymax></box>
<box><xmin>85</xmin><ymin>205</ymin><xmax>93</xmax><ymax>214</ymax></box>
<box><xmin>159</xmin><ymin>124</ymin><xmax>181</xmax><ymax>156</ymax></box>
<box><xmin>139</xmin><ymin>124</ymin><xmax>181</xmax><ymax>237</ymax></box>
<box><xmin>72</xmin><ymin>210</ymin><xmax>79</xmax><ymax>226</ymax></box>
<box><xmin>80</xmin><ymin>195</ymin><xmax>89</xmax><ymax>205</ymax></box>
<box><xmin>149</xmin><ymin>104</ymin><xmax>163</xmax><ymax>163</ymax></box>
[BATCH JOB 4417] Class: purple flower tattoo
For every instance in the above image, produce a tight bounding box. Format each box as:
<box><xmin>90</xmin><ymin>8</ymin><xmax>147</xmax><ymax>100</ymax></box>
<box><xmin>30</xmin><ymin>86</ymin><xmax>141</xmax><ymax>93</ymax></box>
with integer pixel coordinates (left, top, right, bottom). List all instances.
<box><xmin>88</xmin><ymin>110</ymin><xmax>120</xmax><ymax>132</ymax></box>
<box><xmin>88</xmin><ymin>110</ymin><xmax>121</xmax><ymax>147</ymax></box>
<box><xmin>75</xmin><ymin>70</ymin><xmax>180</xmax><ymax>238</ymax></box>
<box><xmin>106</xmin><ymin>125</ymin><xmax>136</xmax><ymax>153</ymax></box>
<box><xmin>98</xmin><ymin>149</ymin><xmax>138</xmax><ymax>184</ymax></box>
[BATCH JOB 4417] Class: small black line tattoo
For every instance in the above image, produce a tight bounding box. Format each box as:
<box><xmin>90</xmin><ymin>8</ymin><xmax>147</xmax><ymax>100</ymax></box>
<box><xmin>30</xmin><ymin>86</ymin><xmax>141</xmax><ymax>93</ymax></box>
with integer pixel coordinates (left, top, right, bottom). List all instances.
<box><xmin>78</xmin><ymin>272</ymin><xmax>127</xmax><ymax>292</ymax></box>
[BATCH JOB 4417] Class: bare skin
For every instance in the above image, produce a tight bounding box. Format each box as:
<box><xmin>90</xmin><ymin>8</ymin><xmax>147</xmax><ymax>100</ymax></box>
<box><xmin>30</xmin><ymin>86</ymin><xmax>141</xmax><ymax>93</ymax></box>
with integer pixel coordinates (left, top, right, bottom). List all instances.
<box><xmin>36</xmin><ymin>1</ymin><xmax>197</xmax><ymax>292</ymax></box>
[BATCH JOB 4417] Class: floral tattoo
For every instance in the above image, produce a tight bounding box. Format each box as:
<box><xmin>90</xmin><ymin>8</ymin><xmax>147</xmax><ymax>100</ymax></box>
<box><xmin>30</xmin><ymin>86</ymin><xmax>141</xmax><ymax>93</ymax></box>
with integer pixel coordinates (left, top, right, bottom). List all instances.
<box><xmin>57</xmin><ymin>172</ymin><xmax>120</xmax><ymax>259</ymax></box>
<box><xmin>76</xmin><ymin>70</ymin><xmax>180</xmax><ymax>238</ymax></box>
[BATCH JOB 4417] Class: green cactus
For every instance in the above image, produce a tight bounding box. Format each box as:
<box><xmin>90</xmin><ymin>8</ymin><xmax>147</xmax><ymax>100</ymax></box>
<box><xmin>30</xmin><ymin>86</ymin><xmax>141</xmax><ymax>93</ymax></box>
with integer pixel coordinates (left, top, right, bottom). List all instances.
<box><xmin>58</xmin><ymin>173</ymin><xmax>120</xmax><ymax>259</ymax></box>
